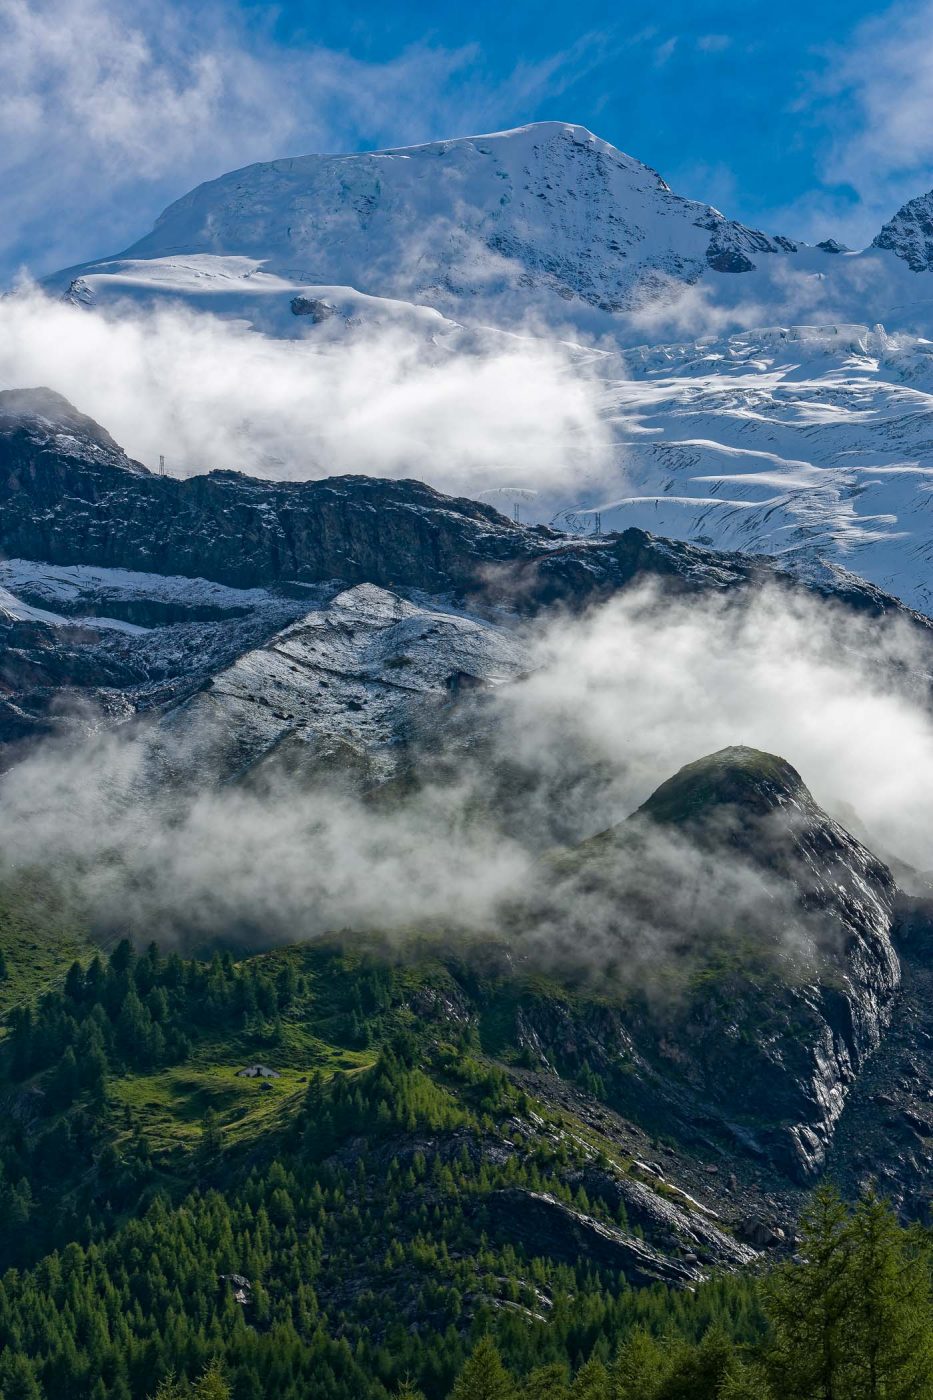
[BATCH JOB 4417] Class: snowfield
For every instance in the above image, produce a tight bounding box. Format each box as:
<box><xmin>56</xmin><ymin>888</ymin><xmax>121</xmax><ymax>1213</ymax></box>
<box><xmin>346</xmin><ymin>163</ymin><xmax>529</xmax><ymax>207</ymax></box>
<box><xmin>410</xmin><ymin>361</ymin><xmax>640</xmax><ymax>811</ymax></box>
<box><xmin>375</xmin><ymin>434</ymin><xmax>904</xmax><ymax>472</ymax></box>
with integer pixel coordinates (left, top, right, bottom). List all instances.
<box><xmin>600</xmin><ymin>324</ymin><xmax>933</xmax><ymax>612</ymax></box>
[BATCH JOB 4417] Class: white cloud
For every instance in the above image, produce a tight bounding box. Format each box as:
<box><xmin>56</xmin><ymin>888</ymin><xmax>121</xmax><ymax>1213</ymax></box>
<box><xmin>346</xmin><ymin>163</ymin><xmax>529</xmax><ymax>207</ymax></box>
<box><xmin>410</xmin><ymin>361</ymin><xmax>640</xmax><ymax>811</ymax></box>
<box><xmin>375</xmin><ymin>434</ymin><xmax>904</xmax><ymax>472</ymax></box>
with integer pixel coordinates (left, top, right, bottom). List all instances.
<box><xmin>820</xmin><ymin>1</ymin><xmax>933</xmax><ymax>187</ymax></box>
<box><xmin>0</xmin><ymin>286</ymin><xmax>613</xmax><ymax>498</ymax></box>
<box><xmin>0</xmin><ymin>0</ymin><xmax>485</xmax><ymax>275</ymax></box>
<box><xmin>499</xmin><ymin>584</ymin><xmax>933</xmax><ymax>877</ymax></box>
<box><xmin>769</xmin><ymin>0</ymin><xmax>933</xmax><ymax>248</ymax></box>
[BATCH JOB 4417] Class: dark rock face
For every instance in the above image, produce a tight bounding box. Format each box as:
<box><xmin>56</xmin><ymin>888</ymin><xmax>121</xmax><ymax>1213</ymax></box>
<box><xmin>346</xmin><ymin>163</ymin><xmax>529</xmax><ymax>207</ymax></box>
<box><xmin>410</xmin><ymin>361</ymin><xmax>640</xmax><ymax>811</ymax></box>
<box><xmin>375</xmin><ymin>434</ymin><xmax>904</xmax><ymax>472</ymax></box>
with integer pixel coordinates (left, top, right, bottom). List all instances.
<box><xmin>872</xmin><ymin>191</ymin><xmax>933</xmax><ymax>271</ymax></box>
<box><xmin>290</xmin><ymin>296</ymin><xmax>337</xmax><ymax>321</ymax></box>
<box><xmin>331</xmin><ymin>1119</ymin><xmax>759</xmax><ymax>1280</ymax></box>
<box><xmin>481</xmin><ymin>1187</ymin><xmax>701</xmax><ymax>1286</ymax></box>
<box><xmin>0</xmin><ymin>389</ymin><xmax>530</xmax><ymax>594</ymax></box>
<box><xmin>537</xmin><ymin>747</ymin><xmax>900</xmax><ymax>1181</ymax></box>
<box><xmin>678</xmin><ymin>749</ymin><xmax>900</xmax><ymax>1182</ymax></box>
<box><xmin>0</xmin><ymin>386</ymin><xmax>648</xmax><ymax>600</ymax></box>
<box><xmin>569</xmin><ymin>1163</ymin><xmax>756</xmax><ymax>1268</ymax></box>
<box><xmin>0</xmin><ymin>387</ymin><xmax>135</xmax><ymax>460</ymax></box>
<box><xmin>0</xmin><ymin>613</ymin><xmax>145</xmax><ymax>749</ymax></box>
<box><xmin>707</xmin><ymin>249</ymin><xmax>756</xmax><ymax>274</ymax></box>
<box><xmin>822</xmin><ymin>897</ymin><xmax>933</xmax><ymax>1214</ymax></box>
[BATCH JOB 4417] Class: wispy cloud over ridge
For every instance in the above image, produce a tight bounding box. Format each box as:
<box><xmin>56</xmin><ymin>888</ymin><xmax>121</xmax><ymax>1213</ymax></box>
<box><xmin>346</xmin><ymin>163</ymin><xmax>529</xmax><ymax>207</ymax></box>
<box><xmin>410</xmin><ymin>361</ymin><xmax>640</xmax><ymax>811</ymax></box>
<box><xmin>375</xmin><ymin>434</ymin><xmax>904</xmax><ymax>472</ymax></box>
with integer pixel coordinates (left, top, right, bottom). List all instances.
<box><xmin>0</xmin><ymin>582</ymin><xmax>930</xmax><ymax>967</ymax></box>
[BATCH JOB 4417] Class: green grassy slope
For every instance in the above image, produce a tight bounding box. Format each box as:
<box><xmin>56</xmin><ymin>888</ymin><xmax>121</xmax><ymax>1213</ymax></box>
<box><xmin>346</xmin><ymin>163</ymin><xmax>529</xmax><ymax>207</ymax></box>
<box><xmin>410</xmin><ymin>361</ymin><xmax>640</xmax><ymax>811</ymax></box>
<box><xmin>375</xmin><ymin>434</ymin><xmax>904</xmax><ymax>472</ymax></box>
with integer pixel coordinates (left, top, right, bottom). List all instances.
<box><xmin>0</xmin><ymin>874</ymin><xmax>95</xmax><ymax>1020</ymax></box>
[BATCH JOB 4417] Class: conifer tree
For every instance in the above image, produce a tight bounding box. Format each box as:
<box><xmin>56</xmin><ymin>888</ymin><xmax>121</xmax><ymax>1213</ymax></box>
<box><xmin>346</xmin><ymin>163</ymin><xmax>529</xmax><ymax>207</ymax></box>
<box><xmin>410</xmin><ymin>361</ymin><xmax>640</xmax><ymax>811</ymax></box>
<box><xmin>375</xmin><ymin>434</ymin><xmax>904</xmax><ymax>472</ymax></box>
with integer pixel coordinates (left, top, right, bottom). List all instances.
<box><xmin>519</xmin><ymin>1362</ymin><xmax>568</xmax><ymax>1399</ymax></box>
<box><xmin>764</xmin><ymin>1184</ymin><xmax>854</xmax><ymax>1400</ymax></box>
<box><xmin>718</xmin><ymin>1357</ymin><xmax>774</xmax><ymax>1400</ymax></box>
<box><xmin>194</xmin><ymin>1361</ymin><xmax>231</xmax><ymax>1399</ymax></box>
<box><xmin>50</xmin><ymin>1046</ymin><xmax>79</xmax><ymax>1108</ymax></box>
<box><xmin>152</xmin><ymin>1377</ymin><xmax>183</xmax><ymax>1400</ymax></box>
<box><xmin>396</xmin><ymin>1381</ymin><xmax>427</xmax><ymax>1400</ymax></box>
<box><xmin>845</xmin><ymin>1191</ymin><xmax>933</xmax><ymax>1400</ymax></box>
<box><xmin>569</xmin><ymin>1358</ymin><xmax>611</xmax><ymax>1399</ymax></box>
<box><xmin>450</xmin><ymin>1338</ymin><xmax>517</xmax><ymax>1400</ymax></box>
<box><xmin>612</xmin><ymin>1328</ymin><xmax>671</xmax><ymax>1400</ymax></box>
<box><xmin>1</xmin><ymin>1355</ymin><xmax>42</xmax><ymax>1400</ymax></box>
<box><xmin>64</xmin><ymin>960</ymin><xmax>84</xmax><ymax>1002</ymax></box>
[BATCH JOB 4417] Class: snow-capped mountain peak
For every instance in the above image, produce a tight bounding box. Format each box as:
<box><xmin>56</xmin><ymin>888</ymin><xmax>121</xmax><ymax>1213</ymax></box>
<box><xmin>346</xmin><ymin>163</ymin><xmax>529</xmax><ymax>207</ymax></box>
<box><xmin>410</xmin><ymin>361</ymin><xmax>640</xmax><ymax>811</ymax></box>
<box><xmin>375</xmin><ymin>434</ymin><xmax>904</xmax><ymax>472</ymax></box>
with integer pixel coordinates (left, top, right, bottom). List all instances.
<box><xmin>55</xmin><ymin>121</ymin><xmax>797</xmax><ymax>329</ymax></box>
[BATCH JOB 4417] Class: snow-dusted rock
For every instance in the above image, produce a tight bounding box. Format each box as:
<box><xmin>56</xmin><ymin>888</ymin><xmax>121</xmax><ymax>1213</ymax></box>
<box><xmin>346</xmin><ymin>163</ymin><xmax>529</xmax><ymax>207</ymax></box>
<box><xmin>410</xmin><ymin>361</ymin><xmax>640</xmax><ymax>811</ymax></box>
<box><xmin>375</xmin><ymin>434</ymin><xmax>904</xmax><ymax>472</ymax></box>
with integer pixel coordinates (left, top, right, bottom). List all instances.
<box><xmin>873</xmin><ymin>189</ymin><xmax>933</xmax><ymax>271</ymax></box>
<box><xmin>162</xmin><ymin>582</ymin><xmax>529</xmax><ymax>784</ymax></box>
<box><xmin>4</xmin><ymin>386</ymin><xmax>928</xmax><ymax>760</ymax></box>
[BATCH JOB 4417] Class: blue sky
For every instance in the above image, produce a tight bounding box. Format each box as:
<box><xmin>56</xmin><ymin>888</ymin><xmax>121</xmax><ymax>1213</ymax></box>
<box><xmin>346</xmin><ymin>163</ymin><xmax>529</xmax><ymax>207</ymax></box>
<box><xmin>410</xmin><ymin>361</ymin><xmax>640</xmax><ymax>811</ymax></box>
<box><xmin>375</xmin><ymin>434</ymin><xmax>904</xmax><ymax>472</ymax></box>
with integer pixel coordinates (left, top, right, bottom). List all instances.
<box><xmin>265</xmin><ymin>0</ymin><xmax>870</xmax><ymax>221</ymax></box>
<box><xmin>2</xmin><ymin>0</ymin><xmax>932</xmax><ymax>283</ymax></box>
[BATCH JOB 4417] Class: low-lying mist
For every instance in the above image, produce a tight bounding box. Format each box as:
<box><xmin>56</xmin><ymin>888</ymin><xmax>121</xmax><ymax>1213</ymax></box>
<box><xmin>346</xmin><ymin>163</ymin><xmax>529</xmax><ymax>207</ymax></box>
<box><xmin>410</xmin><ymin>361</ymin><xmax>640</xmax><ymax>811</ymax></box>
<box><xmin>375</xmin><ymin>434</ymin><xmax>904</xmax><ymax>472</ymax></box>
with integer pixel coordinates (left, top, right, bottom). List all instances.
<box><xmin>491</xmin><ymin>583</ymin><xmax>933</xmax><ymax>876</ymax></box>
<box><xmin>0</xmin><ymin>285</ymin><xmax>615</xmax><ymax>501</ymax></box>
<box><xmin>0</xmin><ymin>581</ymin><xmax>930</xmax><ymax>986</ymax></box>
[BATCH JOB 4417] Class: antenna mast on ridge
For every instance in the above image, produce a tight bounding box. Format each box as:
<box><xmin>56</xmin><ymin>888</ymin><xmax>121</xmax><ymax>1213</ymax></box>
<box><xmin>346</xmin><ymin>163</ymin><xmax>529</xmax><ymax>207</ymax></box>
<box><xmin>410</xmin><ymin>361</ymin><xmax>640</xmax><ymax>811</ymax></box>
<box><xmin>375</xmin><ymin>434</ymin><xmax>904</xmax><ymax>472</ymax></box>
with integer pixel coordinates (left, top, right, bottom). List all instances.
<box><xmin>159</xmin><ymin>454</ymin><xmax>165</xmax><ymax>477</ymax></box>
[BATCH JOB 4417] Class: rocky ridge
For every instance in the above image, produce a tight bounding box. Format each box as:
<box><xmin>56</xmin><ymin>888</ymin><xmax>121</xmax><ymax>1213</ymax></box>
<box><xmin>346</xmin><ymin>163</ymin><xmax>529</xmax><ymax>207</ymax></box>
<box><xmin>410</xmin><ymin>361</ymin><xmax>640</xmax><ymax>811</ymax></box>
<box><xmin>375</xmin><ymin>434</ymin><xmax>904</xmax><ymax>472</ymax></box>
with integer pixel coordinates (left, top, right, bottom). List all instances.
<box><xmin>1</xmin><ymin>388</ymin><xmax>927</xmax><ymax>758</ymax></box>
<box><xmin>5</xmin><ymin>388</ymin><xmax>926</xmax><ymax>614</ymax></box>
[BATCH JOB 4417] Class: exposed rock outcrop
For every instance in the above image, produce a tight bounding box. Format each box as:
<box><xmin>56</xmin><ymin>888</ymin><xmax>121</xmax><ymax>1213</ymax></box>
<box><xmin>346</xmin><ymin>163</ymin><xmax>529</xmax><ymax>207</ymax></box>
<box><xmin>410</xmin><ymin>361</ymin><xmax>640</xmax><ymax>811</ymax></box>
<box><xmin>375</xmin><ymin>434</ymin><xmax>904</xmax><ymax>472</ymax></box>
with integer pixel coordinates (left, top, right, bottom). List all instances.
<box><xmin>480</xmin><ymin>1187</ymin><xmax>704</xmax><ymax>1286</ymax></box>
<box><xmin>536</xmin><ymin>748</ymin><xmax>901</xmax><ymax>1180</ymax></box>
<box><xmin>873</xmin><ymin>190</ymin><xmax>933</xmax><ymax>270</ymax></box>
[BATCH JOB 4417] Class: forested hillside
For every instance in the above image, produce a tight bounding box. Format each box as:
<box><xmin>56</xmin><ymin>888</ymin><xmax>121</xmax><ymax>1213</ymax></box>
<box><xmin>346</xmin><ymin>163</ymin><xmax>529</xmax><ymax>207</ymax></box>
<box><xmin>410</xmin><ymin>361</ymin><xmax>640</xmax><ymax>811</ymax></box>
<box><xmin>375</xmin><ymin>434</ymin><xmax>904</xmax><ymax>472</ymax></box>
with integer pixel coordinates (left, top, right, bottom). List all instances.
<box><xmin>1</xmin><ymin>918</ymin><xmax>932</xmax><ymax>1400</ymax></box>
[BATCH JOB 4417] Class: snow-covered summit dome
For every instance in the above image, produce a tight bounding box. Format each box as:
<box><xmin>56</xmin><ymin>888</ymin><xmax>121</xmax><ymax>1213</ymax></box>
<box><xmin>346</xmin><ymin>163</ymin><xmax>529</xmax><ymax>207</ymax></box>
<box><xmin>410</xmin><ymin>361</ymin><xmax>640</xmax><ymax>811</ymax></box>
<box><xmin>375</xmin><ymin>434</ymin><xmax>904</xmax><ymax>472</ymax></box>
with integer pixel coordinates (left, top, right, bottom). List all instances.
<box><xmin>56</xmin><ymin>121</ymin><xmax>795</xmax><ymax>326</ymax></box>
